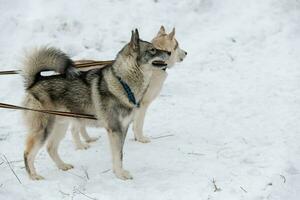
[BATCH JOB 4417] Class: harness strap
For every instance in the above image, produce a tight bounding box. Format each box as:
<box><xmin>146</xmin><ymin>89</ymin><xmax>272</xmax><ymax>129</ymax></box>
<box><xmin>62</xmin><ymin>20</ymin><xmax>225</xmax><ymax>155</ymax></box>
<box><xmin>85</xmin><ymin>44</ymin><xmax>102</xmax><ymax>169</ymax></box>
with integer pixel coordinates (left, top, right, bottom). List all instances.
<box><xmin>0</xmin><ymin>102</ymin><xmax>97</xmax><ymax>120</ymax></box>
<box><xmin>116</xmin><ymin>76</ymin><xmax>139</xmax><ymax>107</ymax></box>
<box><xmin>0</xmin><ymin>60</ymin><xmax>114</xmax><ymax>75</ymax></box>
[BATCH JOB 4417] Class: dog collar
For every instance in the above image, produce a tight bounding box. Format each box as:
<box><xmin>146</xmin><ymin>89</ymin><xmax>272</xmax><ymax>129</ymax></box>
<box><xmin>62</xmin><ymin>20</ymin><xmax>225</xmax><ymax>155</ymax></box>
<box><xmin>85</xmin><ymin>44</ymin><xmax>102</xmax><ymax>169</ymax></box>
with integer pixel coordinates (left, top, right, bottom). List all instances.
<box><xmin>116</xmin><ymin>76</ymin><xmax>139</xmax><ymax>107</ymax></box>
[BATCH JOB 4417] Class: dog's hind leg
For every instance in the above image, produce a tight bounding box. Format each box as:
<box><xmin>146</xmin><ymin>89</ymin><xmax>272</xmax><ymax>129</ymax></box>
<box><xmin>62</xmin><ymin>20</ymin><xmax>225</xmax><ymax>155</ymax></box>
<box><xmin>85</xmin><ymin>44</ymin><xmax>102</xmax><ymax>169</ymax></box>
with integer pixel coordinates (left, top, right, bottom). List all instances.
<box><xmin>24</xmin><ymin>116</ymin><xmax>54</xmax><ymax>180</ymax></box>
<box><xmin>24</xmin><ymin>132</ymin><xmax>46</xmax><ymax>180</ymax></box>
<box><xmin>71</xmin><ymin>122</ymin><xmax>90</xmax><ymax>150</ymax></box>
<box><xmin>107</xmin><ymin>127</ymin><xmax>132</xmax><ymax>180</ymax></box>
<box><xmin>133</xmin><ymin>103</ymin><xmax>151</xmax><ymax>143</ymax></box>
<box><xmin>47</xmin><ymin>122</ymin><xmax>73</xmax><ymax>170</ymax></box>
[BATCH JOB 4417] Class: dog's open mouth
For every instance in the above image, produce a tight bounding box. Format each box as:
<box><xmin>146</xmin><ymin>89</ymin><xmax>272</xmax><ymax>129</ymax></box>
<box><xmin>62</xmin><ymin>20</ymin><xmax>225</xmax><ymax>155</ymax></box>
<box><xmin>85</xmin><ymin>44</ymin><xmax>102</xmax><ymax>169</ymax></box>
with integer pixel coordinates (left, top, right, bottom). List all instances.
<box><xmin>152</xmin><ymin>60</ymin><xmax>167</xmax><ymax>67</ymax></box>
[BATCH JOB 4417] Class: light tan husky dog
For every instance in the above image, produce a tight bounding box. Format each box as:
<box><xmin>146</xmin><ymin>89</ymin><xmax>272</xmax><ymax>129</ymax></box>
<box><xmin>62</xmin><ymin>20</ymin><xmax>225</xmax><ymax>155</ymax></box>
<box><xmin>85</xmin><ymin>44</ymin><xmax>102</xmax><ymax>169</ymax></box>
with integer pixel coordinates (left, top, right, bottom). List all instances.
<box><xmin>71</xmin><ymin>26</ymin><xmax>187</xmax><ymax>149</ymax></box>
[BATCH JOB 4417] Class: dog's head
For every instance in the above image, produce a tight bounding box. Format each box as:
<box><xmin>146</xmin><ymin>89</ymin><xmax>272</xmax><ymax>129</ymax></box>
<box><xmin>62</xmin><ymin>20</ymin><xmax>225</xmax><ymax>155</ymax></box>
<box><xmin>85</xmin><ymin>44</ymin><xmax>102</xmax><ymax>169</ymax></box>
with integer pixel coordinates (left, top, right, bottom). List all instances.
<box><xmin>152</xmin><ymin>26</ymin><xmax>187</xmax><ymax>68</ymax></box>
<box><xmin>122</xmin><ymin>29</ymin><xmax>171</xmax><ymax>70</ymax></box>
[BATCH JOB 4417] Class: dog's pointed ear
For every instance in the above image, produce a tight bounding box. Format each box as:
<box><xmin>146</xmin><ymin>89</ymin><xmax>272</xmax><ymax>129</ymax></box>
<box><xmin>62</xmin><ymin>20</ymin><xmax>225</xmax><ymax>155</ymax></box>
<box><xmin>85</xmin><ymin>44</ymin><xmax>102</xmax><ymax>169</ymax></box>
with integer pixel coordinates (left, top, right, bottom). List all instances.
<box><xmin>134</xmin><ymin>29</ymin><xmax>140</xmax><ymax>50</ymax></box>
<box><xmin>168</xmin><ymin>27</ymin><xmax>175</xmax><ymax>39</ymax></box>
<box><xmin>157</xmin><ymin>25</ymin><xmax>166</xmax><ymax>36</ymax></box>
<box><xmin>129</xmin><ymin>29</ymin><xmax>139</xmax><ymax>51</ymax></box>
<box><xmin>135</xmin><ymin>29</ymin><xmax>139</xmax><ymax>40</ymax></box>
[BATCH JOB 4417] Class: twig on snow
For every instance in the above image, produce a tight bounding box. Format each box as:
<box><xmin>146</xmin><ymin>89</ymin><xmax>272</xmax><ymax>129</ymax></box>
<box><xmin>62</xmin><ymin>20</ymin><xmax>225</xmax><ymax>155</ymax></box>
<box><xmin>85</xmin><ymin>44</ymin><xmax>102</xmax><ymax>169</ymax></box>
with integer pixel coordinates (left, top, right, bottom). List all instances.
<box><xmin>230</xmin><ymin>37</ymin><xmax>236</xmax><ymax>43</ymax></box>
<box><xmin>212</xmin><ymin>179</ymin><xmax>221</xmax><ymax>192</ymax></box>
<box><xmin>227</xmin><ymin>53</ymin><xmax>234</xmax><ymax>62</ymax></box>
<box><xmin>187</xmin><ymin>152</ymin><xmax>205</xmax><ymax>156</ymax></box>
<box><xmin>67</xmin><ymin>171</ymin><xmax>86</xmax><ymax>180</ymax></box>
<box><xmin>2</xmin><ymin>155</ymin><xmax>22</xmax><ymax>184</ymax></box>
<box><xmin>240</xmin><ymin>186</ymin><xmax>247</xmax><ymax>193</ymax></box>
<box><xmin>150</xmin><ymin>134</ymin><xmax>174</xmax><ymax>140</ymax></box>
<box><xmin>71</xmin><ymin>186</ymin><xmax>76</xmax><ymax>200</ymax></box>
<box><xmin>280</xmin><ymin>175</ymin><xmax>286</xmax><ymax>183</ymax></box>
<box><xmin>75</xmin><ymin>187</ymin><xmax>98</xmax><ymax>200</ymax></box>
<box><xmin>59</xmin><ymin>190</ymin><xmax>70</xmax><ymax>196</ymax></box>
<box><xmin>0</xmin><ymin>157</ymin><xmax>4</xmax><ymax>165</ymax></box>
<box><xmin>0</xmin><ymin>133</ymin><xmax>9</xmax><ymax>141</ymax></box>
<box><xmin>242</xmin><ymin>138</ymin><xmax>248</xmax><ymax>144</ymax></box>
<box><xmin>8</xmin><ymin>159</ymin><xmax>23</xmax><ymax>164</ymax></box>
<box><xmin>82</xmin><ymin>166</ymin><xmax>89</xmax><ymax>180</ymax></box>
<box><xmin>101</xmin><ymin>169</ymin><xmax>110</xmax><ymax>174</ymax></box>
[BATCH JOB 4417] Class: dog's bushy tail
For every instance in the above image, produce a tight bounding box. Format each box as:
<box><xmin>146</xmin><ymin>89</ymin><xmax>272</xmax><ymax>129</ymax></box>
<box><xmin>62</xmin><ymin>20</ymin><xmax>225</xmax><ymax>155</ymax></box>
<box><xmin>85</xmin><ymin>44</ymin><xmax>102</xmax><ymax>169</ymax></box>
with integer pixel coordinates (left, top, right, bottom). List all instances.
<box><xmin>22</xmin><ymin>46</ymin><xmax>78</xmax><ymax>89</ymax></box>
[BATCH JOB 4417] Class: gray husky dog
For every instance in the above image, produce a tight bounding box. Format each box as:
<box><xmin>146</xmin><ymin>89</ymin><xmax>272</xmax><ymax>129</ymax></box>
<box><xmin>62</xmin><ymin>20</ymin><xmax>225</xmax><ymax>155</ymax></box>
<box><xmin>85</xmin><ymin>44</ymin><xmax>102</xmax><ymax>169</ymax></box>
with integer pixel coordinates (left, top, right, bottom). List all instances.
<box><xmin>22</xmin><ymin>29</ymin><xmax>170</xmax><ymax>180</ymax></box>
<box><xmin>71</xmin><ymin>26</ymin><xmax>187</xmax><ymax>149</ymax></box>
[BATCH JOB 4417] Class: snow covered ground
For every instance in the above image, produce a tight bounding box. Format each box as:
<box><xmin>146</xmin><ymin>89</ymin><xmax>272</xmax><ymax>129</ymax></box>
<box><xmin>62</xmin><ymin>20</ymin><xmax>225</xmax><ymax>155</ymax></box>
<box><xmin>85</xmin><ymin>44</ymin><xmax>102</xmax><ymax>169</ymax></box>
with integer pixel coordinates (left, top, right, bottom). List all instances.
<box><xmin>0</xmin><ymin>0</ymin><xmax>299</xmax><ymax>199</ymax></box>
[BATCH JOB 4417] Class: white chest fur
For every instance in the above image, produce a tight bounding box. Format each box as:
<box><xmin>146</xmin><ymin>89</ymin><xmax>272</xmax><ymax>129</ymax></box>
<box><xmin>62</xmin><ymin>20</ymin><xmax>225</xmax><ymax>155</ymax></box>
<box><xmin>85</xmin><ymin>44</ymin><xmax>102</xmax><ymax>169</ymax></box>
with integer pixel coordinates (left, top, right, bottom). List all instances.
<box><xmin>141</xmin><ymin>69</ymin><xmax>168</xmax><ymax>105</ymax></box>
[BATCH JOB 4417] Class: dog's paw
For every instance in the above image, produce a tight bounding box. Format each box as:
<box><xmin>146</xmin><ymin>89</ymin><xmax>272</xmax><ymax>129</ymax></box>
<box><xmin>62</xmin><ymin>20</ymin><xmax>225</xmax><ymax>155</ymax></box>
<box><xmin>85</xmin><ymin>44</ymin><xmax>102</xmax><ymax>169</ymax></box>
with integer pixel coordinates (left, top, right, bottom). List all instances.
<box><xmin>59</xmin><ymin>163</ymin><xmax>74</xmax><ymax>171</ymax></box>
<box><xmin>30</xmin><ymin>174</ymin><xmax>45</xmax><ymax>180</ymax></box>
<box><xmin>135</xmin><ymin>135</ymin><xmax>151</xmax><ymax>143</ymax></box>
<box><xmin>114</xmin><ymin>169</ymin><xmax>133</xmax><ymax>180</ymax></box>
<box><xmin>85</xmin><ymin>136</ymin><xmax>99</xmax><ymax>143</ymax></box>
<box><xmin>76</xmin><ymin>143</ymin><xmax>90</xmax><ymax>150</ymax></box>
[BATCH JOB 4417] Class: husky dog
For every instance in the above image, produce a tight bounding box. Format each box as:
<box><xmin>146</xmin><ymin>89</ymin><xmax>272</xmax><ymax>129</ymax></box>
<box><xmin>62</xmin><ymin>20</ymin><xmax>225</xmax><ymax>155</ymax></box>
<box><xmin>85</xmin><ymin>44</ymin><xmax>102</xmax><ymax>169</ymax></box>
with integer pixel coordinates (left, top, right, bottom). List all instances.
<box><xmin>133</xmin><ymin>26</ymin><xmax>187</xmax><ymax>142</ymax></box>
<box><xmin>71</xmin><ymin>26</ymin><xmax>187</xmax><ymax>149</ymax></box>
<box><xmin>22</xmin><ymin>29</ymin><xmax>170</xmax><ymax>180</ymax></box>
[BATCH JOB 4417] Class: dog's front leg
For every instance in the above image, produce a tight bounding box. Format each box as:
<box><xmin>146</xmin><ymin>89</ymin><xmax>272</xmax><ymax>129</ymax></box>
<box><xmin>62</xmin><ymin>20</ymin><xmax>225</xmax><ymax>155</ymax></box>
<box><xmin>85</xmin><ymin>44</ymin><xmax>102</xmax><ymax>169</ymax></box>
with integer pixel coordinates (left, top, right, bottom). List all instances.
<box><xmin>71</xmin><ymin>122</ymin><xmax>90</xmax><ymax>150</ymax></box>
<box><xmin>133</xmin><ymin>103</ymin><xmax>151</xmax><ymax>143</ymax></box>
<box><xmin>107</xmin><ymin>128</ymin><xmax>132</xmax><ymax>180</ymax></box>
<box><xmin>80</xmin><ymin>125</ymin><xmax>98</xmax><ymax>143</ymax></box>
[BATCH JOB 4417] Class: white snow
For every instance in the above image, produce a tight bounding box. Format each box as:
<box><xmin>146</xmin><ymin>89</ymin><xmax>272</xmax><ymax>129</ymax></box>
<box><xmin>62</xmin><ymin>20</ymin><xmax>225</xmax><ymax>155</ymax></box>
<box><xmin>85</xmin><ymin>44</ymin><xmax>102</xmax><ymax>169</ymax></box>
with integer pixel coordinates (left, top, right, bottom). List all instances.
<box><xmin>0</xmin><ymin>0</ymin><xmax>299</xmax><ymax>199</ymax></box>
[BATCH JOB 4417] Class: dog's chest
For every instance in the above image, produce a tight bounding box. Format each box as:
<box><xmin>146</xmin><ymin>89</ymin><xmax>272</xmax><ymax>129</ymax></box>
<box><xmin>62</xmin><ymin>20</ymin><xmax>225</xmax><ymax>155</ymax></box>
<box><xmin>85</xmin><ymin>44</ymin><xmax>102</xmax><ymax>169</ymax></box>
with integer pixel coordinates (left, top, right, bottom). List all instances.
<box><xmin>119</xmin><ymin>112</ymin><xmax>134</xmax><ymax>128</ymax></box>
<box><xmin>142</xmin><ymin>69</ymin><xmax>167</xmax><ymax>103</ymax></box>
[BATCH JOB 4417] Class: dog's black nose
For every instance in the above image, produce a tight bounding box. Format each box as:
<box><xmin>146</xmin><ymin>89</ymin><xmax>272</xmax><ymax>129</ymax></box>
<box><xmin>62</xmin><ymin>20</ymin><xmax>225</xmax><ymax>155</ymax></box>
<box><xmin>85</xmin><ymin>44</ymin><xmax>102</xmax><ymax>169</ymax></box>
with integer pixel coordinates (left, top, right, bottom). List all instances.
<box><xmin>185</xmin><ymin>51</ymin><xmax>187</xmax><ymax>55</ymax></box>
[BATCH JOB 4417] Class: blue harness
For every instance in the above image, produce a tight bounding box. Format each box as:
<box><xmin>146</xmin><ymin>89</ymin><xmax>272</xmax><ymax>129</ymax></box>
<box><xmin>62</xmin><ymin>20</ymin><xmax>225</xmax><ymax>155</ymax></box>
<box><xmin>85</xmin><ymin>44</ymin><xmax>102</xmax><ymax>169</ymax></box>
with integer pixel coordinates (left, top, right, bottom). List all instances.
<box><xmin>117</xmin><ymin>76</ymin><xmax>140</xmax><ymax>107</ymax></box>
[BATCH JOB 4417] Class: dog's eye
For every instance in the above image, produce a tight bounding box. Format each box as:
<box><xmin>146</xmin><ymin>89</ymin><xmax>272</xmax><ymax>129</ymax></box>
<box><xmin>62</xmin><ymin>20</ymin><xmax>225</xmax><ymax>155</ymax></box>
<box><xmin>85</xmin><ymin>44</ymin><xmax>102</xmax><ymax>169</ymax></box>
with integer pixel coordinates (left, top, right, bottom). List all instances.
<box><xmin>149</xmin><ymin>48</ymin><xmax>156</xmax><ymax>54</ymax></box>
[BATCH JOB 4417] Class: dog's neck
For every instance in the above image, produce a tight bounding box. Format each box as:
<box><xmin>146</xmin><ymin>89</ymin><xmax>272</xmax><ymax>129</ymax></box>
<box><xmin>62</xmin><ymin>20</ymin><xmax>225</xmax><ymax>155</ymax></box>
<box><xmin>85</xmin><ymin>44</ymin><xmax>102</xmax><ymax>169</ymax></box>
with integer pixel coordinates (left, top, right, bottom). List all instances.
<box><xmin>113</xmin><ymin>55</ymin><xmax>143</xmax><ymax>83</ymax></box>
<box><xmin>110</xmin><ymin>55</ymin><xmax>152</xmax><ymax>107</ymax></box>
